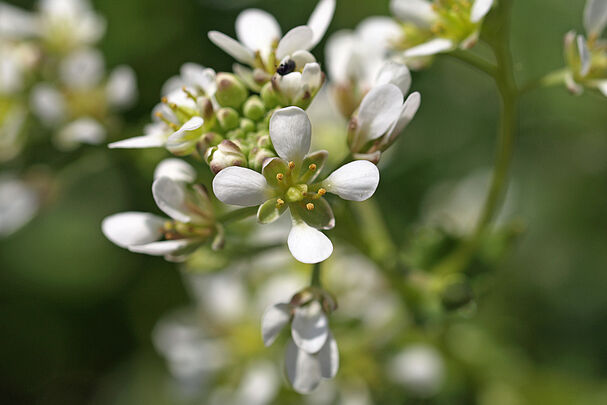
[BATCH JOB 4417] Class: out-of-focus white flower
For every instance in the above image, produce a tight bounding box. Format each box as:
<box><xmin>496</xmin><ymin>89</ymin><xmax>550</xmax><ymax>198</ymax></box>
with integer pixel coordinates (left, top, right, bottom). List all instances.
<box><xmin>38</xmin><ymin>0</ymin><xmax>106</xmax><ymax>51</ymax></box>
<box><xmin>59</xmin><ymin>48</ymin><xmax>105</xmax><ymax>90</ymax></box>
<box><xmin>232</xmin><ymin>361</ymin><xmax>280</xmax><ymax>405</ymax></box>
<box><xmin>30</xmin><ymin>82</ymin><xmax>66</xmax><ymax>126</ymax></box>
<box><xmin>262</xmin><ymin>300</ymin><xmax>339</xmax><ymax>394</ymax></box>
<box><xmin>563</xmin><ymin>0</ymin><xmax>607</xmax><ymax>95</ymax></box>
<box><xmin>186</xmin><ymin>271</ymin><xmax>249</xmax><ymax>324</ymax></box>
<box><xmin>0</xmin><ymin>48</ymin><xmax>24</xmax><ymax>94</ymax></box>
<box><xmin>389</xmin><ymin>0</ymin><xmax>495</xmax><ymax>64</ymax></box>
<box><xmin>0</xmin><ymin>175</ymin><xmax>39</xmax><ymax>237</ymax></box>
<box><xmin>208</xmin><ymin>0</ymin><xmax>335</xmax><ymax>76</ymax></box>
<box><xmin>325</xmin><ymin>17</ymin><xmax>401</xmax><ymax>116</ymax></box>
<box><xmin>0</xmin><ymin>104</ymin><xmax>26</xmax><ymax>161</ymax></box>
<box><xmin>212</xmin><ymin>107</ymin><xmax>380</xmax><ymax>263</ymax></box>
<box><xmin>388</xmin><ymin>344</ymin><xmax>445</xmax><ymax>397</ymax></box>
<box><xmin>106</xmin><ymin>65</ymin><xmax>137</xmax><ymax>109</ymax></box>
<box><xmin>0</xmin><ymin>2</ymin><xmax>39</xmax><ymax>39</ymax></box>
<box><xmin>55</xmin><ymin>117</ymin><xmax>106</xmax><ymax>150</ymax></box>
<box><xmin>102</xmin><ymin>159</ymin><xmax>222</xmax><ymax>262</ymax></box>
<box><xmin>347</xmin><ymin>62</ymin><xmax>421</xmax><ymax>162</ymax></box>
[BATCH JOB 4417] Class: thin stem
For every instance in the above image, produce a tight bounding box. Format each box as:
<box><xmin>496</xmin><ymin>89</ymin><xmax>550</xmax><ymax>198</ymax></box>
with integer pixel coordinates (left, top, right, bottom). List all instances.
<box><xmin>310</xmin><ymin>262</ymin><xmax>322</xmax><ymax>287</ymax></box>
<box><xmin>218</xmin><ymin>206</ymin><xmax>258</xmax><ymax>224</ymax></box>
<box><xmin>519</xmin><ymin>68</ymin><xmax>568</xmax><ymax>95</ymax></box>
<box><xmin>449</xmin><ymin>49</ymin><xmax>497</xmax><ymax>78</ymax></box>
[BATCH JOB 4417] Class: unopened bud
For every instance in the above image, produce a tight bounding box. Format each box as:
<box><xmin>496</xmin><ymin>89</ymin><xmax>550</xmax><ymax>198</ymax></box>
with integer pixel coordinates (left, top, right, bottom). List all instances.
<box><xmin>256</xmin><ymin>133</ymin><xmax>271</xmax><ymax>148</ymax></box>
<box><xmin>260</xmin><ymin>82</ymin><xmax>280</xmax><ymax>109</ymax></box>
<box><xmin>243</xmin><ymin>95</ymin><xmax>266</xmax><ymax>121</ymax></box>
<box><xmin>226</xmin><ymin>128</ymin><xmax>245</xmax><ymax>140</ymax></box>
<box><xmin>196</xmin><ymin>132</ymin><xmax>223</xmax><ymax>155</ymax></box>
<box><xmin>239</xmin><ymin>118</ymin><xmax>255</xmax><ymax>133</ymax></box>
<box><xmin>248</xmin><ymin>147</ymin><xmax>276</xmax><ymax>171</ymax></box>
<box><xmin>197</xmin><ymin>97</ymin><xmax>214</xmax><ymax>122</ymax></box>
<box><xmin>215</xmin><ymin>73</ymin><xmax>248</xmax><ymax>109</ymax></box>
<box><xmin>217</xmin><ymin>107</ymin><xmax>239</xmax><ymax>131</ymax></box>
<box><xmin>206</xmin><ymin>139</ymin><xmax>247</xmax><ymax>174</ymax></box>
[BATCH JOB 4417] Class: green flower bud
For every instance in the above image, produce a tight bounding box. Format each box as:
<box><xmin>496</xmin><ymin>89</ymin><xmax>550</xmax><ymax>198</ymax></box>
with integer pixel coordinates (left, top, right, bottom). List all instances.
<box><xmin>215</xmin><ymin>73</ymin><xmax>248</xmax><ymax>109</ymax></box>
<box><xmin>260</xmin><ymin>82</ymin><xmax>280</xmax><ymax>109</ymax></box>
<box><xmin>217</xmin><ymin>107</ymin><xmax>239</xmax><ymax>131</ymax></box>
<box><xmin>240</xmin><ymin>118</ymin><xmax>255</xmax><ymax>133</ymax></box>
<box><xmin>197</xmin><ymin>97</ymin><xmax>215</xmax><ymax>123</ymax></box>
<box><xmin>226</xmin><ymin>128</ymin><xmax>245</xmax><ymax>140</ymax></box>
<box><xmin>248</xmin><ymin>146</ymin><xmax>276</xmax><ymax>171</ymax></box>
<box><xmin>206</xmin><ymin>139</ymin><xmax>247</xmax><ymax>174</ymax></box>
<box><xmin>196</xmin><ymin>132</ymin><xmax>223</xmax><ymax>156</ymax></box>
<box><xmin>256</xmin><ymin>133</ymin><xmax>272</xmax><ymax>148</ymax></box>
<box><xmin>243</xmin><ymin>95</ymin><xmax>265</xmax><ymax>121</ymax></box>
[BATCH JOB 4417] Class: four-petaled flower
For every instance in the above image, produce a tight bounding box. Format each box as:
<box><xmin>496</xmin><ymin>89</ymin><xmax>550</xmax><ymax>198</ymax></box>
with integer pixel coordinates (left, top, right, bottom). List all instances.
<box><xmin>102</xmin><ymin>159</ymin><xmax>222</xmax><ymax>262</ymax></box>
<box><xmin>212</xmin><ymin>106</ymin><xmax>380</xmax><ymax>263</ymax></box>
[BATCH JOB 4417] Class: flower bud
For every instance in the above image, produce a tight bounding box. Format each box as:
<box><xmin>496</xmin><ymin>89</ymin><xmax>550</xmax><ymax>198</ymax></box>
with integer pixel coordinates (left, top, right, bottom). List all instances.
<box><xmin>243</xmin><ymin>95</ymin><xmax>265</xmax><ymax>121</ymax></box>
<box><xmin>248</xmin><ymin>146</ymin><xmax>276</xmax><ymax>171</ymax></box>
<box><xmin>226</xmin><ymin>128</ymin><xmax>245</xmax><ymax>140</ymax></box>
<box><xmin>196</xmin><ymin>132</ymin><xmax>223</xmax><ymax>155</ymax></box>
<box><xmin>217</xmin><ymin>107</ymin><xmax>239</xmax><ymax>131</ymax></box>
<box><xmin>215</xmin><ymin>73</ymin><xmax>248</xmax><ymax>109</ymax></box>
<box><xmin>197</xmin><ymin>96</ymin><xmax>215</xmax><ymax>122</ymax></box>
<box><xmin>206</xmin><ymin>139</ymin><xmax>246</xmax><ymax>174</ymax></box>
<box><xmin>239</xmin><ymin>118</ymin><xmax>255</xmax><ymax>133</ymax></box>
<box><xmin>260</xmin><ymin>82</ymin><xmax>280</xmax><ymax>109</ymax></box>
<box><xmin>256</xmin><ymin>133</ymin><xmax>271</xmax><ymax>148</ymax></box>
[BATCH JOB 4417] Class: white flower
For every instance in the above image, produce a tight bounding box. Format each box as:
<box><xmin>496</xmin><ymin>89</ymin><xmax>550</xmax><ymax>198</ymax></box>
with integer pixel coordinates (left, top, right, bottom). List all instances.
<box><xmin>0</xmin><ymin>175</ymin><xmax>39</xmax><ymax>237</ymax></box>
<box><xmin>102</xmin><ymin>159</ymin><xmax>220</xmax><ymax>261</ymax></box>
<box><xmin>30</xmin><ymin>83</ymin><xmax>66</xmax><ymax>126</ymax></box>
<box><xmin>39</xmin><ymin>0</ymin><xmax>106</xmax><ymax>50</ymax></box>
<box><xmin>348</xmin><ymin>62</ymin><xmax>421</xmax><ymax>161</ymax></box>
<box><xmin>261</xmin><ymin>300</ymin><xmax>339</xmax><ymax>394</ymax></box>
<box><xmin>208</xmin><ymin>0</ymin><xmax>335</xmax><ymax>76</ymax></box>
<box><xmin>563</xmin><ymin>0</ymin><xmax>607</xmax><ymax>96</ymax></box>
<box><xmin>161</xmin><ymin>62</ymin><xmax>217</xmax><ymax>100</ymax></box>
<box><xmin>388</xmin><ymin>344</ymin><xmax>445</xmax><ymax>397</ymax></box>
<box><xmin>390</xmin><ymin>0</ymin><xmax>495</xmax><ymax>60</ymax></box>
<box><xmin>59</xmin><ymin>48</ymin><xmax>105</xmax><ymax>90</ymax></box>
<box><xmin>0</xmin><ymin>2</ymin><xmax>39</xmax><ymax>39</ymax></box>
<box><xmin>0</xmin><ymin>103</ymin><xmax>26</xmax><ymax>161</ymax></box>
<box><xmin>54</xmin><ymin>117</ymin><xmax>106</xmax><ymax>150</ymax></box>
<box><xmin>106</xmin><ymin>65</ymin><xmax>138</xmax><ymax>109</ymax></box>
<box><xmin>212</xmin><ymin>107</ymin><xmax>380</xmax><ymax>263</ymax></box>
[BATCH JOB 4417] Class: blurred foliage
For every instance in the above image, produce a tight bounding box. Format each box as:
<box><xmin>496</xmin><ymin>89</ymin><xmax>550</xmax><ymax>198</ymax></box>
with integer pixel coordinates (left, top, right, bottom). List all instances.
<box><xmin>1</xmin><ymin>0</ymin><xmax>607</xmax><ymax>404</ymax></box>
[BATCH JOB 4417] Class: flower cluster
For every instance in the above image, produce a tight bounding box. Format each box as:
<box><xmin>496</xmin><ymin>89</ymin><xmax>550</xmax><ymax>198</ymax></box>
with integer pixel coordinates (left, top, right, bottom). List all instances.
<box><xmin>563</xmin><ymin>0</ymin><xmax>607</xmax><ymax>95</ymax></box>
<box><xmin>0</xmin><ymin>0</ymin><xmax>137</xmax><ymax>159</ymax></box>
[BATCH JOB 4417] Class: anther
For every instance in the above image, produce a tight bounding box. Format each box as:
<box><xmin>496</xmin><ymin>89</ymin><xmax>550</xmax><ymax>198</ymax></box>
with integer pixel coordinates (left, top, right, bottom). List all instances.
<box><xmin>161</xmin><ymin>97</ymin><xmax>168</xmax><ymax>104</ymax></box>
<box><xmin>182</xmin><ymin>86</ymin><xmax>198</xmax><ymax>101</ymax></box>
<box><xmin>288</xmin><ymin>161</ymin><xmax>295</xmax><ymax>169</ymax></box>
<box><xmin>276</xmin><ymin>198</ymin><xmax>285</xmax><ymax>208</ymax></box>
<box><xmin>276</xmin><ymin>59</ymin><xmax>296</xmax><ymax>76</ymax></box>
<box><xmin>306</xmin><ymin>203</ymin><xmax>315</xmax><ymax>211</ymax></box>
<box><xmin>276</xmin><ymin>173</ymin><xmax>284</xmax><ymax>181</ymax></box>
<box><xmin>308</xmin><ymin>163</ymin><xmax>317</xmax><ymax>171</ymax></box>
<box><xmin>317</xmin><ymin>188</ymin><xmax>326</xmax><ymax>196</ymax></box>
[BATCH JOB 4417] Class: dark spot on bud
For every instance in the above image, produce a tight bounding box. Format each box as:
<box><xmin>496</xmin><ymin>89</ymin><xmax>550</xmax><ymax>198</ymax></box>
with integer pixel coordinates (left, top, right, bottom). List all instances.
<box><xmin>276</xmin><ymin>59</ymin><xmax>296</xmax><ymax>76</ymax></box>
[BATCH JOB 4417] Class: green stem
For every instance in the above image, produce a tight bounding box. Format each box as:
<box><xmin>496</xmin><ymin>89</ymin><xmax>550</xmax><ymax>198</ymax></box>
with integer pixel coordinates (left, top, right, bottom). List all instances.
<box><xmin>432</xmin><ymin>0</ymin><xmax>519</xmax><ymax>276</ymax></box>
<box><xmin>519</xmin><ymin>68</ymin><xmax>568</xmax><ymax>95</ymax></box>
<box><xmin>218</xmin><ymin>206</ymin><xmax>258</xmax><ymax>224</ymax></box>
<box><xmin>311</xmin><ymin>262</ymin><xmax>322</xmax><ymax>287</ymax></box>
<box><xmin>449</xmin><ymin>49</ymin><xmax>497</xmax><ymax>77</ymax></box>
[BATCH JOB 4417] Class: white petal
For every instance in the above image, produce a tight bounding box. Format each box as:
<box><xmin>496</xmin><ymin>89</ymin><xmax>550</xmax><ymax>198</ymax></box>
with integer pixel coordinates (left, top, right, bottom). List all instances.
<box><xmin>357</xmin><ymin>83</ymin><xmax>404</xmax><ymax>142</ymax></box>
<box><xmin>30</xmin><ymin>83</ymin><xmax>66</xmax><ymax>126</ymax></box>
<box><xmin>307</xmin><ymin>0</ymin><xmax>336</xmax><ymax>48</ymax></box>
<box><xmin>301</xmin><ymin>62</ymin><xmax>322</xmax><ymax>90</ymax></box>
<box><xmin>318</xmin><ymin>333</ymin><xmax>339</xmax><ymax>378</ymax></box>
<box><xmin>106</xmin><ymin>65</ymin><xmax>137</xmax><ymax>108</ymax></box>
<box><xmin>290</xmin><ymin>50</ymin><xmax>317</xmax><ymax>69</ymax></box>
<box><xmin>269</xmin><ymin>106</ymin><xmax>311</xmax><ymax>164</ymax></box>
<box><xmin>358</xmin><ymin>16</ymin><xmax>403</xmax><ymax>48</ymax></box>
<box><xmin>261</xmin><ymin>303</ymin><xmax>291</xmax><ymax>347</ymax></box>
<box><xmin>108</xmin><ymin>133</ymin><xmax>166</xmax><ymax>149</ymax></box>
<box><xmin>285</xmin><ymin>339</ymin><xmax>323</xmax><ymax>394</ymax></box>
<box><xmin>212</xmin><ymin>166</ymin><xmax>269</xmax><ymax>206</ymax></box>
<box><xmin>0</xmin><ymin>176</ymin><xmax>38</xmax><ymax>237</ymax></box>
<box><xmin>102</xmin><ymin>212</ymin><xmax>165</xmax><ymax>248</ymax></box>
<box><xmin>287</xmin><ymin>220</ymin><xmax>333</xmax><ymax>264</ymax></box>
<box><xmin>578</xmin><ymin>35</ymin><xmax>591</xmax><ymax>77</ymax></box>
<box><xmin>471</xmin><ymin>0</ymin><xmax>494</xmax><ymax>23</ymax></box>
<box><xmin>59</xmin><ymin>49</ymin><xmax>105</xmax><ymax>90</ymax></box>
<box><xmin>236</xmin><ymin>9</ymin><xmax>281</xmax><ymax>53</ymax></box>
<box><xmin>385</xmin><ymin>91</ymin><xmax>421</xmax><ymax>144</ymax></box>
<box><xmin>0</xmin><ymin>3</ymin><xmax>39</xmax><ymax>38</ymax></box>
<box><xmin>154</xmin><ymin>158</ymin><xmax>197</xmax><ymax>183</ymax></box>
<box><xmin>152</xmin><ymin>177</ymin><xmax>192</xmax><ymax>223</ymax></box>
<box><xmin>390</xmin><ymin>0</ymin><xmax>436</xmax><ymax>27</ymax></box>
<box><xmin>403</xmin><ymin>38</ymin><xmax>455</xmax><ymax>58</ymax></box>
<box><xmin>276</xmin><ymin>72</ymin><xmax>303</xmax><ymax>101</ymax></box>
<box><xmin>325</xmin><ymin>29</ymin><xmax>356</xmax><ymax>82</ymax></box>
<box><xmin>56</xmin><ymin>118</ymin><xmax>106</xmax><ymax>150</ymax></box>
<box><xmin>375</xmin><ymin>61</ymin><xmax>411</xmax><ymax>95</ymax></box>
<box><xmin>276</xmin><ymin>25</ymin><xmax>314</xmax><ymax>60</ymax></box>
<box><xmin>180</xmin><ymin>63</ymin><xmax>216</xmax><ymax>95</ymax></box>
<box><xmin>129</xmin><ymin>239</ymin><xmax>194</xmax><ymax>256</ymax></box>
<box><xmin>208</xmin><ymin>30</ymin><xmax>255</xmax><ymax>65</ymax></box>
<box><xmin>597</xmin><ymin>80</ymin><xmax>607</xmax><ymax>97</ymax></box>
<box><xmin>323</xmin><ymin>160</ymin><xmax>379</xmax><ymax>201</ymax></box>
<box><xmin>584</xmin><ymin>0</ymin><xmax>607</xmax><ymax>36</ymax></box>
<box><xmin>291</xmin><ymin>301</ymin><xmax>329</xmax><ymax>354</ymax></box>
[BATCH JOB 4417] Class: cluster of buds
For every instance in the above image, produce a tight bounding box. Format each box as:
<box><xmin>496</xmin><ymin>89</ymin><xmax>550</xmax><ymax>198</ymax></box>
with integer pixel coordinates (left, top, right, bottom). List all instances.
<box><xmin>262</xmin><ymin>287</ymin><xmax>339</xmax><ymax>394</ymax></box>
<box><xmin>102</xmin><ymin>159</ymin><xmax>223</xmax><ymax>262</ymax></box>
<box><xmin>389</xmin><ymin>0</ymin><xmax>494</xmax><ymax>67</ymax></box>
<box><xmin>0</xmin><ymin>0</ymin><xmax>137</xmax><ymax>157</ymax></box>
<box><xmin>563</xmin><ymin>0</ymin><xmax>607</xmax><ymax>96</ymax></box>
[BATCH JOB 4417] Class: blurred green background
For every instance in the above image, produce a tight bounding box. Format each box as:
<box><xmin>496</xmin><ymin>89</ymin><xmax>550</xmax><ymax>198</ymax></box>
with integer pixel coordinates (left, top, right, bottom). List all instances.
<box><xmin>1</xmin><ymin>0</ymin><xmax>607</xmax><ymax>404</ymax></box>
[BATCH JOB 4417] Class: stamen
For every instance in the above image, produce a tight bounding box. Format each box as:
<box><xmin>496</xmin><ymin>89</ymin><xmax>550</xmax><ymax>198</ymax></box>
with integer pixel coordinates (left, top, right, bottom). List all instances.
<box><xmin>276</xmin><ymin>198</ymin><xmax>285</xmax><ymax>208</ymax></box>
<box><xmin>306</xmin><ymin>203</ymin><xmax>315</xmax><ymax>211</ymax></box>
<box><xmin>288</xmin><ymin>161</ymin><xmax>295</xmax><ymax>169</ymax></box>
<box><xmin>182</xmin><ymin>86</ymin><xmax>198</xmax><ymax>101</ymax></box>
<box><xmin>155</xmin><ymin>111</ymin><xmax>179</xmax><ymax>129</ymax></box>
<box><xmin>161</xmin><ymin>97</ymin><xmax>168</xmax><ymax>104</ymax></box>
<box><xmin>276</xmin><ymin>173</ymin><xmax>284</xmax><ymax>181</ymax></box>
<box><xmin>276</xmin><ymin>59</ymin><xmax>296</xmax><ymax>76</ymax></box>
<box><xmin>317</xmin><ymin>188</ymin><xmax>326</xmax><ymax>196</ymax></box>
<box><xmin>308</xmin><ymin>163</ymin><xmax>317</xmax><ymax>171</ymax></box>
